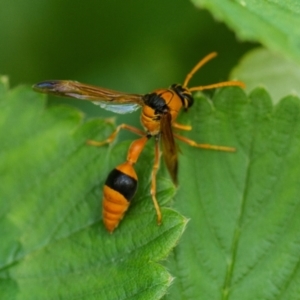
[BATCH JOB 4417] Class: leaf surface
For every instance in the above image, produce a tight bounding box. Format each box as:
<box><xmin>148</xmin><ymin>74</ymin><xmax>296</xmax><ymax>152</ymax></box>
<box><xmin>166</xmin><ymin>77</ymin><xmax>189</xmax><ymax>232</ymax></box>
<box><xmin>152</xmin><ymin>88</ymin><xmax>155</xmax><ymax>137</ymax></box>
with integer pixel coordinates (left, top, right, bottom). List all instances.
<box><xmin>3</xmin><ymin>77</ymin><xmax>300</xmax><ymax>299</ymax></box>
<box><xmin>164</xmin><ymin>87</ymin><xmax>300</xmax><ymax>299</ymax></box>
<box><xmin>0</xmin><ymin>79</ymin><xmax>186</xmax><ymax>300</ymax></box>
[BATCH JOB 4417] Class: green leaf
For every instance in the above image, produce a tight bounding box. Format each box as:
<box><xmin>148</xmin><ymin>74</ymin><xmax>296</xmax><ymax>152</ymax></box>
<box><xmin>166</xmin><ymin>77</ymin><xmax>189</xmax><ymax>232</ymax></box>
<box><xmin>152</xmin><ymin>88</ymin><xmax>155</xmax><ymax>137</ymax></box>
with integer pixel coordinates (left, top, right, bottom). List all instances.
<box><xmin>192</xmin><ymin>0</ymin><xmax>300</xmax><ymax>64</ymax></box>
<box><xmin>0</xmin><ymin>79</ymin><xmax>186</xmax><ymax>300</ymax></box>
<box><xmin>231</xmin><ymin>48</ymin><xmax>300</xmax><ymax>104</ymax></box>
<box><xmin>3</xmin><ymin>77</ymin><xmax>300</xmax><ymax>299</ymax></box>
<box><xmin>164</xmin><ymin>87</ymin><xmax>300</xmax><ymax>299</ymax></box>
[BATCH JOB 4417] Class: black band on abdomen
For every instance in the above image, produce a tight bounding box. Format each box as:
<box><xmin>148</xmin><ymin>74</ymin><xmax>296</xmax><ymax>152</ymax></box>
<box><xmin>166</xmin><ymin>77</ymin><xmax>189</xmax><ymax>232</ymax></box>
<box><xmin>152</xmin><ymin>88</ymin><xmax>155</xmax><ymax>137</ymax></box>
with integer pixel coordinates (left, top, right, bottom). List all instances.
<box><xmin>105</xmin><ymin>168</ymin><xmax>137</xmax><ymax>201</ymax></box>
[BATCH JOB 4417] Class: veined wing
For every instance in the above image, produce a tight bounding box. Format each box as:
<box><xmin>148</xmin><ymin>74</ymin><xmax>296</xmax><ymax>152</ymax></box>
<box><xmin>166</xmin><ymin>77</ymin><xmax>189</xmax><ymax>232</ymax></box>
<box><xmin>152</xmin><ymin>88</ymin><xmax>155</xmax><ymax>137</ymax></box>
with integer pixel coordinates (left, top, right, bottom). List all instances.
<box><xmin>161</xmin><ymin>112</ymin><xmax>178</xmax><ymax>185</ymax></box>
<box><xmin>33</xmin><ymin>80</ymin><xmax>144</xmax><ymax>114</ymax></box>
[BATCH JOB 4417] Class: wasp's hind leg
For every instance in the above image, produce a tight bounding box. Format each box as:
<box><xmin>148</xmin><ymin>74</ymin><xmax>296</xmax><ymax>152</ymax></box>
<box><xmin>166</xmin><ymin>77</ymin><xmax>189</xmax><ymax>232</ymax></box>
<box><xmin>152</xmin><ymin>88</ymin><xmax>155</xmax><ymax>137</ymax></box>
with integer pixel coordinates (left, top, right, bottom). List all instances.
<box><xmin>174</xmin><ymin>133</ymin><xmax>236</xmax><ymax>152</ymax></box>
<box><xmin>150</xmin><ymin>138</ymin><xmax>162</xmax><ymax>225</ymax></box>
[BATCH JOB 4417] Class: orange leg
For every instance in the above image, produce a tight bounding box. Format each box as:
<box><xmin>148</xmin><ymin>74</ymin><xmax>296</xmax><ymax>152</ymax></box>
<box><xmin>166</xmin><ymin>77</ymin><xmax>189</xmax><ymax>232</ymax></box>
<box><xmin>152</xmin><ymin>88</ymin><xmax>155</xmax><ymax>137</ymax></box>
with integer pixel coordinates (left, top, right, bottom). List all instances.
<box><xmin>174</xmin><ymin>133</ymin><xmax>236</xmax><ymax>152</ymax></box>
<box><xmin>87</xmin><ymin>123</ymin><xmax>145</xmax><ymax>147</ymax></box>
<box><xmin>150</xmin><ymin>138</ymin><xmax>162</xmax><ymax>225</ymax></box>
<box><xmin>172</xmin><ymin>122</ymin><xmax>192</xmax><ymax>131</ymax></box>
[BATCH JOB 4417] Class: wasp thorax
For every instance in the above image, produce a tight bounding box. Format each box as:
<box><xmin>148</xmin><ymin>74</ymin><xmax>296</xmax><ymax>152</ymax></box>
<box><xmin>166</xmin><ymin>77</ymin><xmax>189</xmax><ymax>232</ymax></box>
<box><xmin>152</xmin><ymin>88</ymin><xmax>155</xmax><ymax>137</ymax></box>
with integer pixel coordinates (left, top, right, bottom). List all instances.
<box><xmin>143</xmin><ymin>92</ymin><xmax>169</xmax><ymax>114</ymax></box>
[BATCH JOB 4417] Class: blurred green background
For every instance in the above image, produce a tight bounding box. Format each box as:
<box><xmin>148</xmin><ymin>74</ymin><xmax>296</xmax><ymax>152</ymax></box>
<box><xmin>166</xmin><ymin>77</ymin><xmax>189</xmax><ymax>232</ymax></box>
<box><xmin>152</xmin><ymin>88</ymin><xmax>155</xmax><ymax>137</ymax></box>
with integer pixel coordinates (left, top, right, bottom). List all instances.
<box><xmin>0</xmin><ymin>0</ymin><xmax>254</xmax><ymax>120</ymax></box>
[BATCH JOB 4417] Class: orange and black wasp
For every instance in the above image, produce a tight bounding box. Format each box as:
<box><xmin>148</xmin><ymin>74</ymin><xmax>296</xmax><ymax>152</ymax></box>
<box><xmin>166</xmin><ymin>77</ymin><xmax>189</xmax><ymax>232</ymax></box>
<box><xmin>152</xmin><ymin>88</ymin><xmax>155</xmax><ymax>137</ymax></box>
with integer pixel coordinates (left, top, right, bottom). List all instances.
<box><xmin>33</xmin><ymin>52</ymin><xmax>244</xmax><ymax>233</ymax></box>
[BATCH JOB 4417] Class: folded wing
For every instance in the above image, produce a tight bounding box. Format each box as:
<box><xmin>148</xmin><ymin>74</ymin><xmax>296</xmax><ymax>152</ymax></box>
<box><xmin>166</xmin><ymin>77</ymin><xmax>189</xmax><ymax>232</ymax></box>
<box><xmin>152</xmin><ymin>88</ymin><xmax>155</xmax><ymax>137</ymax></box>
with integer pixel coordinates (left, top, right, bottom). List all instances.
<box><xmin>33</xmin><ymin>80</ymin><xmax>144</xmax><ymax>114</ymax></box>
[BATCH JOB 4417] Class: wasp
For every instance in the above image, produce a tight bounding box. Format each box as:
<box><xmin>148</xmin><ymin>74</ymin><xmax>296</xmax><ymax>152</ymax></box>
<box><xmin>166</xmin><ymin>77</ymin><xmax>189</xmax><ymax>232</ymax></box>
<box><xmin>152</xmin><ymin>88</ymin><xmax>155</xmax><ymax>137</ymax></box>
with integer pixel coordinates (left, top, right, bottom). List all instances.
<box><xmin>33</xmin><ymin>52</ymin><xmax>244</xmax><ymax>233</ymax></box>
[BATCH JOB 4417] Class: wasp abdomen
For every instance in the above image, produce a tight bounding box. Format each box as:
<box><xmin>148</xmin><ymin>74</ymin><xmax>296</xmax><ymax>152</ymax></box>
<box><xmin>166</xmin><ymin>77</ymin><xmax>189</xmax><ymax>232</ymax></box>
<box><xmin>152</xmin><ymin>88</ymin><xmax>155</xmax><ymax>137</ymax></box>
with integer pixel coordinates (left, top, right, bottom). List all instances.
<box><xmin>103</xmin><ymin>162</ymin><xmax>137</xmax><ymax>232</ymax></box>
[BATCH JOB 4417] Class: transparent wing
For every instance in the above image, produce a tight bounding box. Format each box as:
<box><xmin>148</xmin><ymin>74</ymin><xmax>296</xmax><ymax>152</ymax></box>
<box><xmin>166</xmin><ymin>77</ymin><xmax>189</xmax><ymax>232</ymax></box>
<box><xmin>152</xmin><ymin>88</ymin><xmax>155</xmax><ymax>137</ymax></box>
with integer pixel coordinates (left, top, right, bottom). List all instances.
<box><xmin>33</xmin><ymin>80</ymin><xmax>144</xmax><ymax>114</ymax></box>
<box><xmin>161</xmin><ymin>112</ymin><xmax>178</xmax><ymax>185</ymax></box>
<box><xmin>92</xmin><ymin>102</ymin><xmax>140</xmax><ymax>114</ymax></box>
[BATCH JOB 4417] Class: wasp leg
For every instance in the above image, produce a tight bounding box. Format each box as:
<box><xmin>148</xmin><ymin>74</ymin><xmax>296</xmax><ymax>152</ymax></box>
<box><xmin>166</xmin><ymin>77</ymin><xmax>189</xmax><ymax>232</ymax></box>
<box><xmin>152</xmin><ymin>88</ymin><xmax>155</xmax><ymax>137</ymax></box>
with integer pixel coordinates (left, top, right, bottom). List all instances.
<box><xmin>174</xmin><ymin>133</ymin><xmax>236</xmax><ymax>152</ymax></box>
<box><xmin>87</xmin><ymin>123</ymin><xmax>145</xmax><ymax>147</ymax></box>
<box><xmin>172</xmin><ymin>122</ymin><xmax>192</xmax><ymax>131</ymax></box>
<box><xmin>150</xmin><ymin>138</ymin><xmax>162</xmax><ymax>225</ymax></box>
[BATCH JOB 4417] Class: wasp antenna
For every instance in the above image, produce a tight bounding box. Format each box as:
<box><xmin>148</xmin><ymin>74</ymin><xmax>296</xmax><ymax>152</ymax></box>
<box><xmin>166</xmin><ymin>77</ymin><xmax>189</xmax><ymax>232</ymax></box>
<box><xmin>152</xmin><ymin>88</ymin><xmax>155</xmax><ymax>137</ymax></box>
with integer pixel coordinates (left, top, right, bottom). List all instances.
<box><xmin>183</xmin><ymin>52</ymin><xmax>218</xmax><ymax>88</ymax></box>
<box><xmin>189</xmin><ymin>80</ymin><xmax>245</xmax><ymax>92</ymax></box>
